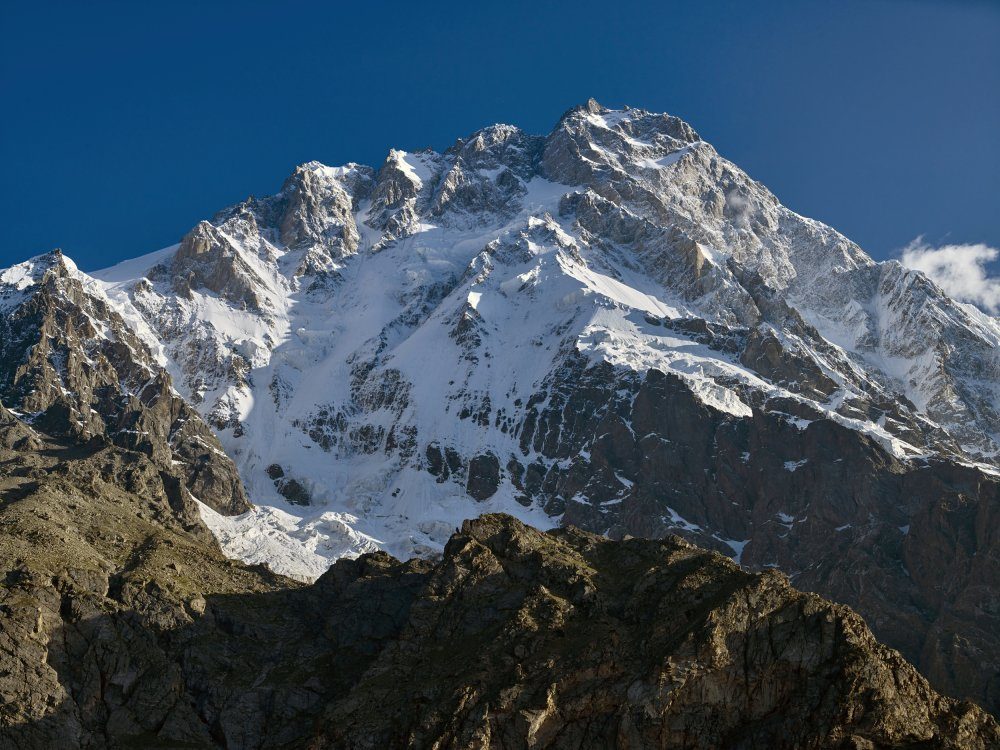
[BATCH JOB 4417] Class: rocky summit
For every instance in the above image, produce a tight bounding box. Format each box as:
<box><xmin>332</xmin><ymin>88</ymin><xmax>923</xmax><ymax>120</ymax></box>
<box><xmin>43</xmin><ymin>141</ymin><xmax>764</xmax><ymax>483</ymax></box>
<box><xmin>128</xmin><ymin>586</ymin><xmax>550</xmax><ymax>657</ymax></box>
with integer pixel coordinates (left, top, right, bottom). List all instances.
<box><xmin>1</xmin><ymin>99</ymin><xmax>999</xmax><ymax>743</ymax></box>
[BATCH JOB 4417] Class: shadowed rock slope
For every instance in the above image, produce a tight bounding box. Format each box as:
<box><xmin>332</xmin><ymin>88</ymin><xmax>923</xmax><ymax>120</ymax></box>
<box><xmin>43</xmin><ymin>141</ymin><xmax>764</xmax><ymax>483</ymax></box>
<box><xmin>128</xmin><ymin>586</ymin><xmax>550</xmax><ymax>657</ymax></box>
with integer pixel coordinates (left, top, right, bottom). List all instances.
<box><xmin>0</xmin><ymin>407</ymin><xmax>289</xmax><ymax>749</ymax></box>
<box><xmin>0</xmin><ymin>414</ymin><xmax>995</xmax><ymax>749</ymax></box>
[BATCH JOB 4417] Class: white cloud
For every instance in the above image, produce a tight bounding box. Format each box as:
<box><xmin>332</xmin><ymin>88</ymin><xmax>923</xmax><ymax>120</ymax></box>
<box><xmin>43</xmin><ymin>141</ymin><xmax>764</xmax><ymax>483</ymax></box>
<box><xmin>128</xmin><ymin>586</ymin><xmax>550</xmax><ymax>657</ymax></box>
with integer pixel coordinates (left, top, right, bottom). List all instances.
<box><xmin>725</xmin><ymin>189</ymin><xmax>750</xmax><ymax>226</ymax></box>
<box><xmin>899</xmin><ymin>238</ymin><xmax>1000</xmax><ymax>314</ymax></box>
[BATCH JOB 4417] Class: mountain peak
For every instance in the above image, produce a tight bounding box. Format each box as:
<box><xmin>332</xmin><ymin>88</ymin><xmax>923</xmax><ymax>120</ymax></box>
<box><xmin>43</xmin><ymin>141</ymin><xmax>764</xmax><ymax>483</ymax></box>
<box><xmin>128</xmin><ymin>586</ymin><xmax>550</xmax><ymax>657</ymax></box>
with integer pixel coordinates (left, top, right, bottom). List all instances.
<box><xmin>569</xmin><ymin>96</ymin><xmax>606</xmax><ymax>116</ymax></box>
<box><xmin>546</xmin><ymin>100</ymin><xmax>702</xmax><ymax>169</ymax></box>
<box><xmin>554</xmin><ymin>96</ymin><xmax>609</xmax><ymax>125</ymax></box>
<box><xmin>8</xmin><ymin>247</ymin><xmax>73</xmax><ymax>275</ymax></box>
<box><xmin>287</xmin><ymin>160</ymin><xmax>371</xmax><ymax>183</ymax></box>
<box><xmin>0</xmin><ymin>249</ymin><xmax>79</xmax><ymax>301</ymax></box>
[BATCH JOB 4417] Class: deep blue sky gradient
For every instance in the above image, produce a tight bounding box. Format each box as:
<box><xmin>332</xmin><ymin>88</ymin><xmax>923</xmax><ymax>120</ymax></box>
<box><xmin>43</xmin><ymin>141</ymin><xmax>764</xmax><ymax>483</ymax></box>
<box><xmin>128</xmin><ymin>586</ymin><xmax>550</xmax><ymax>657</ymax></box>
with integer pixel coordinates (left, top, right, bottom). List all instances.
<box><xmin>2</xmin><ymin>0</ymin><xmax>998</xmax><ymax>270</ymax></box>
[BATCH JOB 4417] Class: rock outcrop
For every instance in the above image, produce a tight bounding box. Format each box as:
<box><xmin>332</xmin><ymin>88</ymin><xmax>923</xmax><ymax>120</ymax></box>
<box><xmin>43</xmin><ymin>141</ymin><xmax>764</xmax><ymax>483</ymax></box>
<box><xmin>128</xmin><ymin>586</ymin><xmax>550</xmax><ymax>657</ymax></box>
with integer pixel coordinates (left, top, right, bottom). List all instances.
<box><xmin>0</xmin><ymin>251</ymin><xmax>249</xmax><ymax>515</ymax></box>
<box><xmin>507</xmin><ymin>356</ymin><xmax>1000</xmax><ymax>714</ymax></box>
<box><xmin>312</xmin><ymin>515</ymin><xmax>999</xmax><ymax>749</ymax></box>
<box><xmin>0</xmin><ymin>414</ymin><xmax>286</xmax><ymax>749</ymax></box>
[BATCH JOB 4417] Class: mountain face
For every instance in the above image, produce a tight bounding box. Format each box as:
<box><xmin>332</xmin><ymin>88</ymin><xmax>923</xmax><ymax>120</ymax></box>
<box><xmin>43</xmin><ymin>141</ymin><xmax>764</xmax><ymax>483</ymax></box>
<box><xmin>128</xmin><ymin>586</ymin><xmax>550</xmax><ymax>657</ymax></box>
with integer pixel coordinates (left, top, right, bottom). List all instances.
<box><xmin>1</xmin><ymin>432</ymin><xmax>997</xmax><ymax>750</ymax></box>
<box><xmin>0</xmin><ymin>252</ymin><xmax>249</xmax><ymax>516</ymax></box>
<box><xmin>1</xmin><ymin>99</ymin><xmax>999</xmax><ymax>718</ymax></box>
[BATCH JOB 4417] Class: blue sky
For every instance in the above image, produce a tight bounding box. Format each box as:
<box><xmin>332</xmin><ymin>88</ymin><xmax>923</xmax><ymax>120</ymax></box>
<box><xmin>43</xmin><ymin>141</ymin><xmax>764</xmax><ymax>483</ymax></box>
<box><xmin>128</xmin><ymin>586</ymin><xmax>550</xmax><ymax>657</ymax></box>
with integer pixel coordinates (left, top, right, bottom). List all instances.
<box><xmin>2</xmin><ymin>0</ymin><xmax>998</xmax><ymax>271</ymax></box>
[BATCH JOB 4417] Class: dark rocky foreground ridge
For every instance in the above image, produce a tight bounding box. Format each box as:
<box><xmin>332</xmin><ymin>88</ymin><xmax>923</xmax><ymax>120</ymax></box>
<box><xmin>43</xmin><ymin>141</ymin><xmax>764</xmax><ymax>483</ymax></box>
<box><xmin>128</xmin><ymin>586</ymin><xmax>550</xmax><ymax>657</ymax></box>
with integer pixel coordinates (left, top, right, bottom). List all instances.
<box><xmin>0</xmin><ymin>418</ymin><xmax>997</xmax><ymax>748</ymax></box>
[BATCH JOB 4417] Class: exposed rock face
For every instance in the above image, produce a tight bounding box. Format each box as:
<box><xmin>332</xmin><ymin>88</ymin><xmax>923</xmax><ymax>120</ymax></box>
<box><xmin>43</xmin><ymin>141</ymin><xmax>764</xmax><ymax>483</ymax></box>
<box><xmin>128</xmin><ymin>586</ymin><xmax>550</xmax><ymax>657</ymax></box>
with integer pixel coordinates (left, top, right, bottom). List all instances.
<box><xmin>0</xmin><ymin>400</ymin><xmax>40</xmax><ymax>450</ymax></box>
<box><xmin>311</xmin><ymin>516</ymin><xmax>998</xmax><ymax>749</ymax></box>
<box><xmin>507</xmin><ymin>357</ymin><xmax>1000</xmax><ymax>713</ymax></box>
<box><xmin>169</xmin><ymin>220</ymin><xmax>274</xmax><ymax>311</ymax></box>
<box><xmin>277</xmin><ymin>162</ymin><xmax>373</xmax><ymax>256</ymax></box>
<box><xmin>0</xmin><ymin>423</ymin><xmax>995</xmax><ymax>750</ymax></box>
<box><xmin>466</xmin><ymin>451</ymin><xmax>501</xmax><ymax>500</ymax></box>
<box><xmin>0</xmin><ymin>415</ymin><xmax>287</xmax><ymax>749</ymax></box>
<box><xmin>0</xmin><ymin>251</ymin><xmax>249</xmax><ymax>515</ymax></box>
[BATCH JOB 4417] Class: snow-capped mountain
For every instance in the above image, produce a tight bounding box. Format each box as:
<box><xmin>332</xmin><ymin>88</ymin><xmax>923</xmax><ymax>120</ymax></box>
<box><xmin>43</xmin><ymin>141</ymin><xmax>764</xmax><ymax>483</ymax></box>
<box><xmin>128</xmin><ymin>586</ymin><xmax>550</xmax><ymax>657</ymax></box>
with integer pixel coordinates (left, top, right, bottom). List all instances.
<box><xmin>73</xmin><ymin>99</ymin><xmax>999</xmax><ymax>573</ymax></box>
<box><xmin>3</xmin><ymin>99</ymin><xmax>999</xmax><ymax>710</ymax></box>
